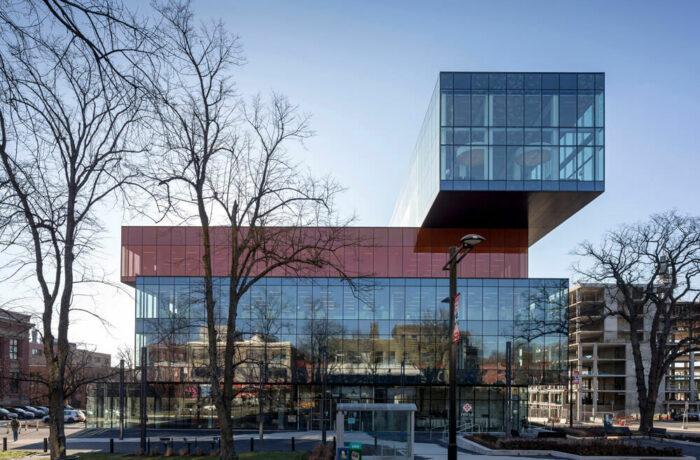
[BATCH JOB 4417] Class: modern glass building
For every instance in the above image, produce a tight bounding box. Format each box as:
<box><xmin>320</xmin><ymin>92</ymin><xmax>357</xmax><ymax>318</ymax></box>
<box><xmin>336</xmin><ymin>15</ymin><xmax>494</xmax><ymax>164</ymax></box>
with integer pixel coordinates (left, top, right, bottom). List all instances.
<box><xmin>89</xmin><ymin>72</ymin><xmax>604</xmax><ymax>432</ymax></box>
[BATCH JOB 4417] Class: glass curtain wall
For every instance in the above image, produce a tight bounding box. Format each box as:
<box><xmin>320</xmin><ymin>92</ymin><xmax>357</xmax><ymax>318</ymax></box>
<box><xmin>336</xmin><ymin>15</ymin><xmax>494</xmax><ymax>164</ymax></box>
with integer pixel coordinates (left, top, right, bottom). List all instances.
<box><xmin>439</xmin><ymin>72</ymin><xmax>604</xmax><ymax>192</ymax></box>
<box><xmin>105</xmin><ymin>276</ymin><xmax>569</xmax><ymax>432</ymax></box>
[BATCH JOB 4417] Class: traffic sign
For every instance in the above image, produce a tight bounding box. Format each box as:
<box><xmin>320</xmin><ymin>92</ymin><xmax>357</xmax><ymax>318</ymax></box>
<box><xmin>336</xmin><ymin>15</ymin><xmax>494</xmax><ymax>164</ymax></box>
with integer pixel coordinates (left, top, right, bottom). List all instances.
<box><xmin>463</xmin><ymin>402</ymin><xmax>472</xmax><ymax>413</ymax></box>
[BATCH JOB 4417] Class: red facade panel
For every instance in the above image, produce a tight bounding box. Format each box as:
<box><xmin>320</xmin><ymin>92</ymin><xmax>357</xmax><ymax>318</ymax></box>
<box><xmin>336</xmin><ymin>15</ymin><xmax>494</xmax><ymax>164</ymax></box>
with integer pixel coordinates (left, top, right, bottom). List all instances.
<box><xmin>120</xmin><ymin>226</ymin><xmax>529</xmax><ymax>283</ymax></box>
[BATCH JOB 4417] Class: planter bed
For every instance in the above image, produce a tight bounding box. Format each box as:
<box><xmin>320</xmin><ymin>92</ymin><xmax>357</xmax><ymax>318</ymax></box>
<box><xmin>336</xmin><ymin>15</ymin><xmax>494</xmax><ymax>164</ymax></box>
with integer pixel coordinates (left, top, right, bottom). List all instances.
<box><xmin>462</xmin><ymin>434</ymin><xmax>690</xmax><ymax>459</ymax></box>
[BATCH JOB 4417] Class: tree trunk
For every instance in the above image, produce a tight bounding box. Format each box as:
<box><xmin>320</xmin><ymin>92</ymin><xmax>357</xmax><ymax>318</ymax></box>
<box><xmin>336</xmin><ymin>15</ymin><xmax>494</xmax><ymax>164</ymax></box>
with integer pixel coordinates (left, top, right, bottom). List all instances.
<box><xmin>48</xmin><ymin>377</ymin><xmax>66</xmax><ymax>458</ymax></box>
<box><xmin>217</xmin><ymin>409</ymin><xmax>237</xmax><ymax>460</ymax></box>
<box><xmin>638</xmin><ymin>403</ymin><xmax>654</xmax><ymax>433</ymax></box>
<box><xmin>259</xmin><ymin>379</ymin><xmax>264</xmax><ymax>440</ymax></box>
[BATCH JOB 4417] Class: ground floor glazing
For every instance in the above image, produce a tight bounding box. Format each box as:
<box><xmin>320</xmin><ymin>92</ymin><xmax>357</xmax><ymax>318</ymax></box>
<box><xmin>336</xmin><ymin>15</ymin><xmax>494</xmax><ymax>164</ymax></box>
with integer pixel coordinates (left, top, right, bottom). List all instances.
<box><xmin>87</xmin><ymin>382</ymin><xmax>528</xmax><ymax>432</ymax></box>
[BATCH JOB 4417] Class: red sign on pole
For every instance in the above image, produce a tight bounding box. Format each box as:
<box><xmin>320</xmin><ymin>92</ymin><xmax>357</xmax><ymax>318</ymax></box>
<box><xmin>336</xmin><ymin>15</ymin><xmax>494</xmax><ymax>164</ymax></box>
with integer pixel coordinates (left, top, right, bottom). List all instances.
<box><xmin>453</xmin><ymin>293</ymin><xmax>461</xmax><ymax>343</ymax></box>
<box><xmin>572</xmin><ymin>370</ymin><xmax>580</xmax><ymax>385</ymax></box>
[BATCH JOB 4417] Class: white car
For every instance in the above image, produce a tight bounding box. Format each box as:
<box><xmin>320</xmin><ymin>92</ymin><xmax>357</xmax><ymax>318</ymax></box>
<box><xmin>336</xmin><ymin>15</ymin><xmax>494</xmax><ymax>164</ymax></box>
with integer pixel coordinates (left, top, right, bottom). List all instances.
<box><xmin>64</xmin><ymin>410</ymin><xmax>84</xmax><ymax>423</ymax></box>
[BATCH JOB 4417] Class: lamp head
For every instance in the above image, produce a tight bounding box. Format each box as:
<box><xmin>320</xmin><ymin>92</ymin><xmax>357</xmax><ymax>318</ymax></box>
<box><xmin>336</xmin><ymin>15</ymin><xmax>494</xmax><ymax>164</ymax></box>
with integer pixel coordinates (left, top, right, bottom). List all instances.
<box><xmin>460</xmin><ymin>233</ymin><xmax>486</xmax><ymax>248</ymax></box>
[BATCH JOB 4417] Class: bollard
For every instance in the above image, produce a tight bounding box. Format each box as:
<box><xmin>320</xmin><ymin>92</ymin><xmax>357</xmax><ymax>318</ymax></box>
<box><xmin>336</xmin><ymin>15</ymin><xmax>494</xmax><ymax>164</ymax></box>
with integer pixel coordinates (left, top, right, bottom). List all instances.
<box><xmin>250</xmin><ymin>437</ymin><xmax>254</xmax><ymax>452</ymax></box>
<box><xmin>194</xmin><ymin>437</ymin><xmax>197</xmax><ymax>448</ymax></box>
<box><xmin>36</xmin><ymin>421</ymin><xmax>39</xmax><ymax>431</ymax></box>
<box><xmin>291</xmin><ymin>436</ymin><xmax>295</xmax><ymax>451</ymax></box>
<box><xmin>44</xmin><ymin>438</ymin><xmax>48</xmax><ymax>452</ymax></box>
<box><xmin>147</xmin><ymin>437</ymin><xmax>151</xmax><ymax>453</ymax></box>
<box><xmin>333</xmin><ymin>436</ymin><xmax>336</xmax><ymax>450</ymax></box>
<box><xmin>110</xmin><ymin>438</ymin><xmax>114</xmax><ymax>453</ymax></box>
<box><xmin>3</xmin><ymin>437</ymin><xmax>6</xmax><ymax>451</ymax></box>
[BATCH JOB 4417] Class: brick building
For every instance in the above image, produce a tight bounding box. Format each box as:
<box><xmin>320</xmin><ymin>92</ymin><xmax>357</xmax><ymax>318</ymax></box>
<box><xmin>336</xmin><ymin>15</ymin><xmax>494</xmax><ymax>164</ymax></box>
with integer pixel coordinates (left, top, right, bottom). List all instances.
<box><xmin>0</xmin><ymin>309</ymin><xmax>31</xmax><ymax>406</ymax></box>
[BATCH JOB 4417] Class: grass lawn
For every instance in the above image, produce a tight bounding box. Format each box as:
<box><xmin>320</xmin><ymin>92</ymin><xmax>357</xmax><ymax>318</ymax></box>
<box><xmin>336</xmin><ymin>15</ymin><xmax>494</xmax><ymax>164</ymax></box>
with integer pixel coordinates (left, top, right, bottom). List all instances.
<box><xmin>75</xmin><ymin>452</ymin><xmax>309</xmax><ymax>460</ymax></box>
<box><xmin>0</xmin><ymin>452</ymin><xmax>36</xmax><ymax>460</ymax></box>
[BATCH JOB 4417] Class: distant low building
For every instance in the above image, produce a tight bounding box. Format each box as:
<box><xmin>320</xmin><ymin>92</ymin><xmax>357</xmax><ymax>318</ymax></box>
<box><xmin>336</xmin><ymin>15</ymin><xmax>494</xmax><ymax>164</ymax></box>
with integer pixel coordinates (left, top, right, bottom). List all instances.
<box><xmin>28</xmin><ymin>330</ymin><xmax>112</xmax><ymax>409</ymax></box>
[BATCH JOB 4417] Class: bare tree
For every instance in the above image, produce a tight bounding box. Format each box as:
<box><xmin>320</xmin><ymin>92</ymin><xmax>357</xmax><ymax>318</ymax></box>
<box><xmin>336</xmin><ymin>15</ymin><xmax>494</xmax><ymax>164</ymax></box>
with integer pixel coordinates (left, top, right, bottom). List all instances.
<box><xmin>574</xmin><ymin>211</ymin><xmax>700</xmax><ymax>432</ymax></box>
<box><xmin>116</xmin><ymin>344</ymin><xmax>136</xmax><ymax>371</ymax></box>
<box><xmin>0</xmin><ymin>0</ymin><xmax>151</xmax><ymax>87</ymax></box>
<box><xmin>149</xmin><ymin>3</ymin><xmax>353</xmax><ymax>457</ymax></box>
<box><xmin>0</xmin><ymin>13</ymin><xmax>145</xmax><ymax>456</ymax></box>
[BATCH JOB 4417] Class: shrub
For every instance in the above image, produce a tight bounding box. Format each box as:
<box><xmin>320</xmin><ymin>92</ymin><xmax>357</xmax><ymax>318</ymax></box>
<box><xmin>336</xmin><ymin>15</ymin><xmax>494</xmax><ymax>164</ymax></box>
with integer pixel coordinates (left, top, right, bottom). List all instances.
<box><xmin>178</xmin><ymin>448</ymin><xmax>188</xmax><ymax>456</ymax></box>
<box><xmin>308</xmin><ymin>442</ymin><xmax>334</xmax><ymax>460</ymax></box>
<box><xmin>164</xmin><ymin>447</ymin><xmax>174</xmax><ymax>457</ymax></box>
<box><xmin>195</xmin><ymin>447</ymin><xmax>204</xmax><ymax>456</ymax></box>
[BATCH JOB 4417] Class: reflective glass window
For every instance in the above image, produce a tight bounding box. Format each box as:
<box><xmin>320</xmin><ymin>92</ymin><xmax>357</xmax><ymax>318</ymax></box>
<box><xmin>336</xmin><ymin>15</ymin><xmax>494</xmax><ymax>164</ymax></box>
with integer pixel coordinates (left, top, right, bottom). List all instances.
<box><xmin>471</xmin><ymin>91</ymin><xmax>488</xmax><ymax>126</ymax></box>
<box><xmin>507</xmin><ymin>146</ymin><xmax>523</xmax><ymax>180</ymax></box>
<box><xmin>506</xmin><ymin>92</ymin><xmax>524</xmax><ymax>126</ymax></box>
<box><xmin>541</xmin><ymin>146</ymin><xmax>558</xmax><ymax>181</ymax></box>
<box><xmin>524</xmin><ymin>146</ymin><xmax>541</xmax><ymax>180</ymax></box>
<box><xmin>471</xmin><ymin>128</ymin><xmax>487</xmax><ymax>145</ymax></box>
<box><xmin>489</xmin><ymin>73</ymin><xmax>506</xmax><ymax>89</ymax></box>
<box><xmin>454</xmin><ymin>146</ymin><xmax>470</xmax><ymax>180</ymax></box>
<box><xmin>441</xmin><ymin>91</ymin><xmax>453</xmax><ymax>126</ymax></box>
<box><xmin>577</xmin><ymin>92</ymin><xmax>594</xmax><ymax>127</ymax></box>
<box><xmin>471</xmin><ymin>146</ymin><xmax>487</xmax><ymax>181</ymax></box>
<box><xmin>472</xmin><ymin>73</ymin><xmax>488</xmax><ymax>89</ymax></box>
<box><xmin>489</xmin><ymin>146</ymin><xmax>507</xmax><ymax>180</ymax></box>
<box><xmin>489</xmin><ymin>128</ymin><xmax>506</xmax><ymax>145</ymax></box>
<box><xmin>524</xmin><ymin>128</ymin><xmax>541</xmax><ymax>145</ymax></box>
<box><xmin>467</xmin><ymin>285</ymin><xmax>483</xmax><ymax>321</ymax></box>
<box><xmin>559</xmin><ymin>147</ymin><xmax>577</xmax><ymax>180</ymax></box>
<box><xmin>454</xmin><ymin>90</ymin><xmax>471</xmax><ymax>126</ymax></box>
<box><xmin>577</xmin><ymin>128</ymin><xmax>594</xmax><ymax>146</ymax></box>
<box><xmin>440</xmin><ymin>127</ymin><xmax>452</xmax><ymax>145</ymax></box>
<box><xmin>542</xmin><ymin>128</ymin><xmax>558</xmax><ymax>145</ymax></box>
<box><xmin>506</xmin><ymin>128</ymin><xmax>523</xmax><ymax>145</ymax></box>
<box><xmin>524</xmin><ymin>93</ymin><xmax>541</xmax><ymax>127</ymax></box>
<box><xmin>559</xmin><ymin>92</ymin><xmax>577</xmax><ymax>127</ymax></box>
<box><xmin>524</xmin><ymin>73</ymin><xmax>541</xmax><ymax>90</ymax></box>
<box><xmin>595</xmin><ymin>91</ymin><xmax>604</xmax><ymax>127</ymax></box>
<box><xmin>541</xmin><ymin>92</ymin><xmax>558</xmax><ymax>127</ymax></box>
<box><xmin>454</xmin><ymin>127</ymin><xmax>470</xmax><ymax>145</ymax></box>
<box><xmin>578</xmin><ymin>73</ymin><xmax>595</xmax><ymax>90</ymax></box>
<box><xmin>489</xmin><ymin>91</ymin><xmax>506</xmax><ymax>126</ymax></box>
<box><xmin>440</xmin><ymin>146</ymin><xmax>453</xmax><ymax>180</ymax></box>
<box><xmin>578</xmin><ymin>146</ymin><xmax>594</xmax><ymax>181</ymax></box>
<box><xmin>507</xmin><ymin>73</ymin><xmax>524</xmax><ymax>89</ymax></box>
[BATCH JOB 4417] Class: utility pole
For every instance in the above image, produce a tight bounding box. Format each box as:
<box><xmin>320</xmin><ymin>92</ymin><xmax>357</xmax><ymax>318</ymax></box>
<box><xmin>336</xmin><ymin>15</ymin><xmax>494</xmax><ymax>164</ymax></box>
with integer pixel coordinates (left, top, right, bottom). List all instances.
<box><xmin>119</xmin><ymin>359</ymin><xmax>125</xmax><ymax>440</ymax></box>
<box><xmin>140</xmin><ymin>347</ymin><xmax>147</xmax><ymax>452</ymax></box>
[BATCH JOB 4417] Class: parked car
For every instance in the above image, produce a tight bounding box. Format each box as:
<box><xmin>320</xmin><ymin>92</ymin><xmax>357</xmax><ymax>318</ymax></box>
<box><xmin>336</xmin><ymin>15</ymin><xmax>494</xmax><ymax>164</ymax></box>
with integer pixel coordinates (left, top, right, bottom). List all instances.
<box><xmin>9</xmin><ymin>408</ymin><xmax>34</xmax><ymax>419</ymax></box>
<box><xmin>0</xmin><ymin>408</ymin><xmax>18</xmax><ymax>420</ymax></box>
<box><xmin>78</xmin><ymin>410</ymin><xmax>87</xmax><ymax>421</ymax></box>
<box><xmin>24</xmin><ymin>406</ymin><xmax>45</xmax><ymax>417</ymax></box>
<box><xmin>64</xmin><ymin>410</ymin><xmax>83</xmax><ymax>423</ymax></box>
<box><xmin>37</xmin><ymin>406</ymin><xmax>49</xmax><ymax>413</ymax></box>
<box><xmin>688</xmin><ymin>411</ymin><xmax>700</xmax><ymax>421</ymax></box>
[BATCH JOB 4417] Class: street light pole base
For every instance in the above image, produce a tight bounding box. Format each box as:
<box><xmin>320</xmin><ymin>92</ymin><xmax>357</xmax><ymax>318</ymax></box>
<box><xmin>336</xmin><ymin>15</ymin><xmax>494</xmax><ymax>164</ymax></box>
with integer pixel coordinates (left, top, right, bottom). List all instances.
<box><xmin>448</xmin><ymin>442</ymin><xmax>458</xmax><ymax>460</ymax></box>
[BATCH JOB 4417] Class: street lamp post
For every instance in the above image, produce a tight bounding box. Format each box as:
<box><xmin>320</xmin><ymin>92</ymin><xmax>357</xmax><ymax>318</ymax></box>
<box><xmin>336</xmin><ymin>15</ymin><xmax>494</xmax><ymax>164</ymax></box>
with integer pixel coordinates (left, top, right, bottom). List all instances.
<box><xmin>444</xmin><ymin>234</ymin><xmax>485</xmax><ymax>460</ymax></box>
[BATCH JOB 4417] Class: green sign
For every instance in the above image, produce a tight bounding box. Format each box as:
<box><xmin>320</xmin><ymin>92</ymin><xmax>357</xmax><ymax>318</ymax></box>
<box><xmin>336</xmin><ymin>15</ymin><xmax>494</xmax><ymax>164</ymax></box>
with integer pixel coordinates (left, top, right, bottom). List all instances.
<box><xmin>348</xmin><ymin>442</ymin><xmax>362</xmax><ymax>460</ymax></box>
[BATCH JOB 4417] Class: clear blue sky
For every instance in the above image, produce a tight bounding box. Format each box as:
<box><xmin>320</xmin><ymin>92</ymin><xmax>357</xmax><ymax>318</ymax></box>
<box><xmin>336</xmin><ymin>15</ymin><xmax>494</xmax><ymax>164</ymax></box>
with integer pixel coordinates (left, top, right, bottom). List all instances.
<box><xmin>7</xmin><ymin>1</ymin><xmax>698</xmax><ymax>356</ymax></box>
